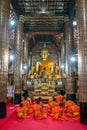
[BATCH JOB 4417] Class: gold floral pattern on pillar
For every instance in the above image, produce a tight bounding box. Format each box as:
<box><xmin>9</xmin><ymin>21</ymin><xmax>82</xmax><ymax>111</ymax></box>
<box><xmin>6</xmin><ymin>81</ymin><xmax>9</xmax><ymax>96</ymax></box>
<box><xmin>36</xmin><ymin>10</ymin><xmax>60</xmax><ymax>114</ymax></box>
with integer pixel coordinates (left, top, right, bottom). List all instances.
<box><xmin>14</xmin><ymin>15</ymin><xmax>24</xmax><ymax>93</ymax></box>
<box><xmin>0</xmin><ymin>0</ymin><xmax>10</xmax><ymax>102</ymax></box>
<box><xmin>76</xmin><ymin>0</ymin><xmax>87</xmax><ymax>102</ymax></box>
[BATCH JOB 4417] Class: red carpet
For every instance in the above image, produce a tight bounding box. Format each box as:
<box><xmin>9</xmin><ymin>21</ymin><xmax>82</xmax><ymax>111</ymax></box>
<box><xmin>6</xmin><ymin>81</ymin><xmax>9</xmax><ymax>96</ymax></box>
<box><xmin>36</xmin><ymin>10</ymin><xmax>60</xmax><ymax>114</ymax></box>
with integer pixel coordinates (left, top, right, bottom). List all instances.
<box><xmin>0</xmin><ymin>104</ymin><xmax>87</xmax><ymax>130</ymax></box>
<box><xmin>0</xmin><ymin>104</ymin><xmax>18</xmax><ymax>128</ymax></box>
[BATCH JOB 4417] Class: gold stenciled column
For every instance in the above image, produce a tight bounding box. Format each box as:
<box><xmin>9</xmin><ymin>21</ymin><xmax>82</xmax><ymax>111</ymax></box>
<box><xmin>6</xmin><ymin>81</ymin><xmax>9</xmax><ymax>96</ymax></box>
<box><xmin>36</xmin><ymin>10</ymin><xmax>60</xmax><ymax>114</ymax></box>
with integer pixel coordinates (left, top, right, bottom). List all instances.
<box><xmin>24</xmin><ymin>34</ymin><xmax>29</xmax><ymax>67</ymax></box>
<box><xmin>29</xmin><ymin>51</ymin><xmax>33</xmax><ymax>70</ymax></box>
<box><xmin>61</xmin><ymin>34</ymin><xmax>65</xmax><ymax>72</ymax></box>
<box><xmin>23</xmin><ymin>34</ymin><xmax>29</xmax><ymax>87</ymax></box>
<box><xmin>76</xmin><ymin>0</ymin><xmax>87</xmax><ymax>125</ymax></box>
<box><xmin>14</xmin><ymin>15</ymin><xmax>24</xmax><ymax>104</ymax></box>
<box><xmin>0</xmin><ymin>0</ymin><xmax>10</xmax><ymax>118</ymax></box>
<box><xmin>65</xmin><ymin>16</ymin><xmax>76</xmax><ymax>101</ymax></box>
<box><xmin>60</xmin><ymin>34</ymin><xmax>65</xmax><ymax>93</ymax></box>
<box><xmin>58</xmin><ymin>52</ymin><xmax>61</xmax><ymax>68</ymax></box>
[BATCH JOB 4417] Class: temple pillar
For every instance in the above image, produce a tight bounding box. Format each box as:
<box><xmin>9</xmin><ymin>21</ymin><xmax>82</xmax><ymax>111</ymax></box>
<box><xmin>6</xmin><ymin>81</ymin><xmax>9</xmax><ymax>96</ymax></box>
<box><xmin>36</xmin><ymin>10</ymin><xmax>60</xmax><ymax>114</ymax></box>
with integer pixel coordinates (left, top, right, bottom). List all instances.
<box><xmin>60</xmin><ymin>34</ymin><xmax>65</xmax><ymax>94</ymax></box>
<box><xmin>58</xmin><ymin>52</ymin><xmax>61</xmax><ymax>67</ymax></box>
<box><xmin>14</xmin><ymin>15</ymin><xmax>24</xmax><ymax>104</ymax></box>
<box><xmin>23</xmin><ymin>34</ymin><xmax>29</xmax><ymax>87</ymax></box>
<box><xmin>0</xmin><ymin>0</ymin><xmax>10</xmax><ymax>118</ymax></box>
<box><xmin>28</xmin><ymin>51</ymin><xmax>32</xmax><ymax>70</ymax></box>
<box><xmin>65</xmin><ymin>16</ymin><xmax>76</xmax><ymax>102</ymax></box>
<box><xmin>61</xmin><ymin>34</ymin><xmax>65</xmax><ymax>74</ymax></box>
<box><xmin>76</xmin><ymin>0</ymin><xmax>87</xmax><ymax>125</ymax></box>
<box><xmin>72</xmin><ymin>20</ymin><xmax>79</xmax><ymax>101</ymax></box>
<box><xmin>24</xmin><ymin>34</ymin><xmax>29</xmax><ymax>67</ymax></box>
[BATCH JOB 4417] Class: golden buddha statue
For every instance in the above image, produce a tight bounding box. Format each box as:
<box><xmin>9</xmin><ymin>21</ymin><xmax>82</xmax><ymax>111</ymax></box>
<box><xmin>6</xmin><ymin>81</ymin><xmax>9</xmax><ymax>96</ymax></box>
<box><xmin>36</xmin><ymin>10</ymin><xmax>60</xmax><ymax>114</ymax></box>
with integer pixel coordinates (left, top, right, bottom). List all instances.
<box><xmin>36</xmin><ymin>44</ymin><xmax>54</xmax><ymax>75</ymax></box>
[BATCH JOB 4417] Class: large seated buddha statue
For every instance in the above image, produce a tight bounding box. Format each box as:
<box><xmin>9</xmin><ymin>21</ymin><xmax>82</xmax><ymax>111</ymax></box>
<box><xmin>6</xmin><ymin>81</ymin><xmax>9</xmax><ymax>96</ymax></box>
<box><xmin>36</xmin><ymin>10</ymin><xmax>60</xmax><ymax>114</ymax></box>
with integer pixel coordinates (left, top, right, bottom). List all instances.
<box><xmin>36</xmin><ymin>44</ymin><xmax>54</xmax><ymax>75</ymax></box>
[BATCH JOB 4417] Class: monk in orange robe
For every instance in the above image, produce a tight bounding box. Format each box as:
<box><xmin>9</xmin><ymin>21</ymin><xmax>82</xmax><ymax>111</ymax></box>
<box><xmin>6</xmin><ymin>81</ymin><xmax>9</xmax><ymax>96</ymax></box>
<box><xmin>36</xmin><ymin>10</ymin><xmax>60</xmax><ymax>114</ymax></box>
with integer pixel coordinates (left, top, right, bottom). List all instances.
<box><xmin>66</xmin><ymin>104</ymin><xmax>80</xmax><ymax>120</ymax></box>
<box><xmin>64</xmin><ymin>100</ymin><xmax>80</xmax><ymax>120</ymax></box>
<box><xmin>21</xmin><ymin>98</ymin><xmax>29</xmax><ymax>108</ymax></box>
<box><xmin>20</xmin><ymin>97</ymin><xmax>32</xmax><ymax>117</ymax></box>
<box><xmin>32</xmin><ymin>98</ymin><xmax>47</xmax><ymax>120</ymax></box>
<box><xmin>16</xmin><ymin>104</ymin><xmax>24</xmax><ymax>118</ymax></box>
<box><xmin>16</xmin><ymin>103</ymin><xmax>29</xmax><ymax>119</ymax></box>
<box><xmin>48</xmin><ymin>98</ymin><xmax>67</xmax><ymax>120</ymax></box>
<box><xmin>70</xmin><ymin>105</ymin><xmax>80</xmax><ymax>120</ymax></box>
<box><xmin>55</xmin><ymin>95</ymin><xmax>63</xmax><ymax>106</ymax></box>
<box><xmin>48</xmin><ymin>100</ymin><xmax>57</xmax><ymax>113</ymax></box>
<box><xmin>32</xmin><ymin>104</ymin><xmax>47</xmax><ymax>119</ymax></box>
<box><xmin>64</xmin><ymin>100</ymin><xmax>75</xmax><ymax>113</ymax></box>
<box><xmin>51</xmin><ymin>105</ymin><xmax>67</xmax><ymax>120</ymax></box>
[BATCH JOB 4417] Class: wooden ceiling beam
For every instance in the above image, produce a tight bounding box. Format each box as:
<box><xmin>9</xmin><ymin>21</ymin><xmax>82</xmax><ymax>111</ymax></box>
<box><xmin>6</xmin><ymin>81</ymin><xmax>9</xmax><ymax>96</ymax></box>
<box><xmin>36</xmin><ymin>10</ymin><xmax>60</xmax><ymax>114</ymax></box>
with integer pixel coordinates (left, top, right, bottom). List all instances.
<box><xmin>28</xmin><ymin>32</ymin><xmax>59</xmax><ymax>39</ymax></box>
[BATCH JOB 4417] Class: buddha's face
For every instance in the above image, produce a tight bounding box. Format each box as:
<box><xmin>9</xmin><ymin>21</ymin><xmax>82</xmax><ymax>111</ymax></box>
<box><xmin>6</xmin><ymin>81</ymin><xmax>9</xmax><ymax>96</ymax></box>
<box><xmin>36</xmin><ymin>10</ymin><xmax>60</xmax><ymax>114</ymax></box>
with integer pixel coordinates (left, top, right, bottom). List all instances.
<box><xmin>41</xmin><ymin>51</ymin><xmax>49</xmax><ymax>60</ymax></box>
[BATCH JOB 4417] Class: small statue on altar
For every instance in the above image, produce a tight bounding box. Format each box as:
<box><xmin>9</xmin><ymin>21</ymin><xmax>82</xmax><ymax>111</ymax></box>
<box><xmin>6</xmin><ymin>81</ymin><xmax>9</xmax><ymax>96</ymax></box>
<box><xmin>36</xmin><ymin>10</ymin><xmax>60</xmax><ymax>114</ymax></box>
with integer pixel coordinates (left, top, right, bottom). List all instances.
<box><xmin>54</xmin><ymin>63</ymin><xmax>59</xmax><ymax>74</ymax></box>
<box><xmin>31</xmin><ymin>65</ymin><xmax>35</xmax><ymax>74</ymax></box>
<box><xmin>36</xmin><ymin>44</ymin><xmax>54</xmax><ymax>75</ymax></box>
<box><xmin>38</xmin><ymin>80</ymin><xmax>42</xmax><ymax>88</ymax></box>
<box><xmin>34</xmin><ymin>79</ymin><xmax>38</xmax><ymax>88</ymax></box>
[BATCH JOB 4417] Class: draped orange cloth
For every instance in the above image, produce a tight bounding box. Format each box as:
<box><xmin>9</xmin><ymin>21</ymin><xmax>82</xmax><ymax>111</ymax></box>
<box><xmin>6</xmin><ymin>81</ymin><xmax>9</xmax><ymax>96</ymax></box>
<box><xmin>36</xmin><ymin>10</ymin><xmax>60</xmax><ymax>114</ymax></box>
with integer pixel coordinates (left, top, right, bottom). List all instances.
<box><xmin>39</xmin><ymin>60</ymin><xmax>54</xmax><ymax>75</ymax></box>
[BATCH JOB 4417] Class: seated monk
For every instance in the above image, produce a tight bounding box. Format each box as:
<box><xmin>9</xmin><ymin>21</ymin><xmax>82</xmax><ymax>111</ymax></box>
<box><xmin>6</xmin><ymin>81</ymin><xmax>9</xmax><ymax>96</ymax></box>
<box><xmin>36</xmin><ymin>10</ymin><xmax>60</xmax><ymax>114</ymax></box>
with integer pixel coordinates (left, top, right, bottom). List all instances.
<box><xmin>55</xmin><ymin>95</ymin><xmax>63</xmax><ymax>106</ymax></box>
<box><xmin>21</xmin><ymin>97</ymin><xmax>30</xmax><ymax>109</ymax></box>
<box><xmin>64</xmin><ymin>100</ymin><xmax>75</xmax><ymax>113</ymax></box>
<box><xmin>48</xmin><ymin>97</ymin><xmax>67</xmax><ymax>120</ymax></box>
<box><xmin>64</xmin><ymin>100</ymin><xmax>80</xmax><ymax>120</ymax></box>
<box><xmin>21</xmin><ymin>97</ymin><xmax>32</xmax><ymax>115</ymax></box>
<box><xmin>16</xmin><ymin>104</ymin><xmax>24</xmax><ymax>118</ymax></box>
<box><xmin>48</xmin><ymin>98</ymin><xmax>57</xmax><ymax>113</ymax></box>
<box><xmin>67</xmin><ymin>104</ymin><xmax>80</xmax><ymax>120</ymax></box>
<box><xmin>51</xmin><ymin>106</ymin><xmax>67</xmax><ymax>120</ymax></box>
<box><xmin>38</xmin><ymin>97</ymin><xmax>44</xmax><ymax>108</ymax></box>
<box><xmin>16</xmin><ymin>103</ymin><xmax>29</xmax><ymax>119</ymax></box>
<box><xmin>32</xmin><ymin>98</ymin><xmax>47</xmax><ymax>119</ymax></box>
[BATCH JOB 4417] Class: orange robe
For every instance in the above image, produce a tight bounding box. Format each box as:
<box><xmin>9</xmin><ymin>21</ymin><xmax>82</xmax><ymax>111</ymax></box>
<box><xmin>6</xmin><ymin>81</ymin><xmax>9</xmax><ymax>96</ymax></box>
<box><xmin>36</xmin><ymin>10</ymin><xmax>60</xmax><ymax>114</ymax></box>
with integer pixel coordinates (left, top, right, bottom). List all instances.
<box><xmin>55</xmin><ymin>95</ymin><xmax>63</xmax><ymax>105</ymax></box>
<box><xmin>64</xmin><ymin>100</ymin><xmax>75</xmax><ymax>113</ymax></box>
<box><xmin>66</xmin><ymin>105</ymin><xmax>80</xmax><ymax>120</ymax></box>
<box><xmin>39</xmin><ymin>60</ymin><xmax>54</xmax><ymax>75</ymax></box>
<box><xmin>50</xmin><ymin>106</ymin><xmax>67</xmax><ymax>120</ymax></box>
<box><xmin>16</xmin><ymin>106</ymin><xmax>29</xmax><ymax>119</ymax></box>
<box><xmin>32</xmin><ymin>104</ymin><xmax>47</xmax><ymax>120</ymax></box>
<box><xmin>64</xmin><ymin>100</ymin><xmax>80</xmax><ymax>120</ymax></box>
<box><xmin>16</xmin><ymin>107</ymin><xmax>24</xmax><ymax>118</ymax></box>
<box><xmin>21</xmin><ymin>99</ymin><xmax>29</xmax><ymax>108</ymax></box>
<box><xmin>48</xmin><ymin>101</ymin><xmax>57</xmax><ymax>113</ymax></box>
